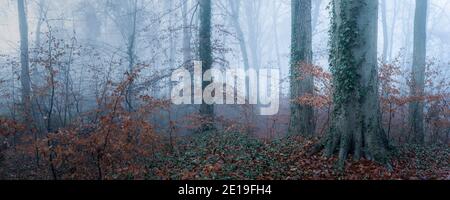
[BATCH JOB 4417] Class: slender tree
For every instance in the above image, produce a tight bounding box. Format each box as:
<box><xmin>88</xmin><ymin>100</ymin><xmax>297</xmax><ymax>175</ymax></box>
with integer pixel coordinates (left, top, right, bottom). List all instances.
<box><xmin>126</xmin><ymin>0</ymin><xmax>138</xmax><ymax>111</ymax></box>
<box><xmin>166</xmin><ymin>0</ymin><xmax>175</xmax><ymax>68</ymax></box>
<box><xmin>312</xmin><ymin>0</ymin><xmax>322</xmax><ymax>33</ymax></box>
<box><xmin>199</xmin><ymin>0</ymin><xmax>214</xmax><ymax>131</ymax></box>
<box><xmin>388</xmin><ymin>0</ymin><xmax>398</xmax><ymax>61</ymax></box>
<box><xmin>17</xmin><ymin>0</ymin><xmax>32</xmax><ymax>126</ymax></box>
<box><xmin>289</xmin><ymin>0</ymin><xmax>315</xmax><ymax>136</ymax></box>
<box><xmin>244</xmin><ymin>0</ymin><xmax>261</xmax><ymax>69</ymax></box>
<box><xmin>106</xmin><ymin>0</ymin><xmax>138</xmax><ymax>111</ymax></box>
<box><xmin>409</xmin><ymin>0</ymin><xmax>428</xmax><ymax>144</ymax></box>
<box><xmin>381</xmin><ymin>0</ymin><xmax>389</xmax><ymax>63</ymax></box>
<box><xmin>181</xmin><ymin>0</ymin><xmax>192</xmax><ymax>67</ymax></box>
<box><xmin>325</xmin><ymin>0</ymin><xmax>388</xmax><ymax>168</ymax></box>
<box><xmin>228</xmin><ymin>0</ymin><xmax>250</xmax><ymax>71</ymax></box>
<box><xmin>35</xmin><ymin>0</ymin><xmax>47</xmax><ymax>49</ymax></box>
<box><xmin>272</xmin><ymin>0</ymin><xmax>281</xmax><ymax>70</ymax></box>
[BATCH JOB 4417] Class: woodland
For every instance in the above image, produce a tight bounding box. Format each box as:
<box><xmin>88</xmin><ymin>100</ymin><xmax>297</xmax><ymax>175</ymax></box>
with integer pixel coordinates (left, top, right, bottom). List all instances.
<box><xmin>0</xmin><ymin>0</ymin><xmax>448</xmax><ymax>180</ymax></box>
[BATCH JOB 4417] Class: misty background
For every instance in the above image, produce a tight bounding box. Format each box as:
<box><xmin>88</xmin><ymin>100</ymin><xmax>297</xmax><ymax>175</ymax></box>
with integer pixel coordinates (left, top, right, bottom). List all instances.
<box><xmin>0</xmin><ymin>0</ymin><xmax>449</xmax><ymax>136</ymax></box>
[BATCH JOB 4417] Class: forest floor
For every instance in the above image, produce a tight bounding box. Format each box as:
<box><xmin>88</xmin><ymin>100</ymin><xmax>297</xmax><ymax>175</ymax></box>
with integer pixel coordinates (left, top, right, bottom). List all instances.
<box><xmin>149</xmin><ymin>132</ymin><xmax>449</xmax><ymax>180</ymax></box>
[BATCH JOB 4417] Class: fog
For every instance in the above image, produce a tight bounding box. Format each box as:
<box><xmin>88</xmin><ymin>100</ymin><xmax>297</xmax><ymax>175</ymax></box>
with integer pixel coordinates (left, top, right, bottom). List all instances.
<box><xmin>0</xmin><ymin>0</ymin><xmax>449</xmax><ymax>180</ymax></box>
<box><xmin>0</xmin><ymin>0</ymin><xmax>449</xmax><ymax>133</ymax></box>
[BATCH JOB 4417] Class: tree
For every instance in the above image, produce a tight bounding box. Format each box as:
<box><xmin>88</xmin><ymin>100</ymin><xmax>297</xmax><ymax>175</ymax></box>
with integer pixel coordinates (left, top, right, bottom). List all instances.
<box><xmin>381</xmin><ymin>0</ymin><xmax>389</xmax><ymax>63</ymax></box>
<box><xmin>199</xmin><ymin>0</ymin><xmax>214</xmax><ymax>131</ymax></box>
<box><xmin>409</xmin><ymin>0</ymin><xmax>428</xmax><ymax>144</ymax></box>
<box><xmin>227</xmin><ymin>0</ymin><xmax>249</xmax><ymax>71</ymax></box>
<box><xmin>126</xmin><ymin>0</ymin><xmax>138</xmax><ymax>111</ymax></box>
<box><xmin>388</xmin><ymin>0</ymin><xmax>398</xmax><ymax>61</ymax></box>
<box><xmin>244</xmin><ymin>0</ymin><xmax>261</xmax><ymax>69</ymax></box>
<box><xmin>106</xmin><ymin>0</ymin><xmax>138</xmax><ymax>111</ymax></box>
<box><xmin>325</xmin><ymin>0</ymin><xmax>388</xmax><ymax>168</ymax></box>
<box><xmin>166</xmin><ymin>0</ymin><xmax>175</xmax><ymax>69</ymax></box>
<box><xmin>35</xmin><ymin>0</ymin><xmax>47</xmax><ymax>49</ymax></box>
<box><xmin>289</xmin><ymin>0</ymin><xmax>315</xmax><ymax>136</ymax></box>
<box><xmin>17</xmin><ymin>0</ymin><xmax>32</xmax><ymax>126</ymax></box>
<box><xmin>181</xmin><ymin>0</ymin><xmax>192</xmax><ymax>67</ymax></box>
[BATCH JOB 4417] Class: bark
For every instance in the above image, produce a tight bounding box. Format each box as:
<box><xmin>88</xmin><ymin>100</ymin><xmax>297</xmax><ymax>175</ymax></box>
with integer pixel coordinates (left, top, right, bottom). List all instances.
<box><xmin>289</xmin><ymin>0</ymin><xmax>315</xmax><ymax>136</ymax></box>
<box><xmin>18</xmin><ymin>0</ymin><xmax>32</xmax><ymax>126</ymax></box>
<box><xmin>199</xmin><ymin>0</ymin><xmax>214</xmax><ymax>131</ymax></box>
<box><xmin>326</xmin><ymin>0</ymin><xmax>388</xmax><ymax>168</ymax></box>
<box><xmin>409</xmin><ymin>0</ymin><xmax>428</xmax><ymax>145</ymax></box>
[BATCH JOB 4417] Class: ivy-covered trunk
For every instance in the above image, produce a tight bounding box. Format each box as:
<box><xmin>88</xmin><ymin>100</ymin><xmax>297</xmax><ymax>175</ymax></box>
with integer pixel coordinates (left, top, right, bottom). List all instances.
<box><xmin>326</xmin><ymin>0</ymin><xmax>388</xmax><ymax>168</ymax></box>
<box><xmin>289</xmin><ymin>0</ymin><xmax>315</xmax><ymax>136</ymax></box>
<box><xmin>199</xmin><ymin>0</ymin><xmax>214</xmax><ymax>131</ymax></box>
<box><xmin>409</xmin><ymin>0</ymin><xmax>428</xmax><ymax>145</ymax></box>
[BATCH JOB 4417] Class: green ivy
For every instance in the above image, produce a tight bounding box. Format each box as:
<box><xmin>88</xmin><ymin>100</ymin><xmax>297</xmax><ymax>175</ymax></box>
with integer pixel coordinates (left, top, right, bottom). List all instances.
<box><xmin>328</xmin><ymin>0</ymin><xmax>363</xmax><ymax>110</ymax></box>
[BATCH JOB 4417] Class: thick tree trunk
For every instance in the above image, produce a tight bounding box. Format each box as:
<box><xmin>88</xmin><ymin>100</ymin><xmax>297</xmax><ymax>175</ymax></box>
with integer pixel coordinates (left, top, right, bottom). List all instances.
<box><xmin>199</xmin><ymin>0</ymin><xmax>214</xmax><ymax>131</ymax></box>
<box><xmin>18</xmin><ymin>0</ymin><xmax>32</xmax><ymax>127</ymax></box>
<box><xmin>326</xmin><ymin>0</ymin><xmax>388</xmax><ymax>168</ymax></box>
<box><xmin>409</xmin><ymin>0</ymin><xmax>428</xmax><ymax>145</ymax></box>
<box><xmin>289</xmin><ymin>0</ymin><xmax>315</xmax><ymax>136</ymax></box>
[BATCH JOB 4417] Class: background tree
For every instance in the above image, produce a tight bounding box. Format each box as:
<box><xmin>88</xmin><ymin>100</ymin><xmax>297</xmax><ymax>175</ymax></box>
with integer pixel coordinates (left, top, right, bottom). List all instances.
<box><xmin>181</xmin><ymin>0</ymin><xmax>192</xmax><ymax>67</ymax></box>
<box><xmin>106</xmin><ymin>0</ymin><xmax>139</xmax><ymax>111</ymax></box>
<box><xmin>325</xmin><ymin>0</ymin><xmax>388</xmax><ymax>168</ymax></box>
<box><xmin>289</xmin><ymin>0</ymin><xmax>314</xmax><ymax>136</ymax></box>
<box><xmin>17</xmin><ymin>0</ymin><xmax>32</xmax><ymax>127</ymax></box>
<box><xmin>381</xmin><ymin>0</ymin><xmax>389</xmax><ymax>63</ymax></box>
<box><xmin>199</xmin><ymin>0</ymin><xmax>214</xmax><ymax>131</ymax></box>
<box><xmin>409</xmin><ymin>0</ymin><xmax>428</xmax><ymax>145</ymax></box>
<box><xmin>227</xmin><ymin>0</ymin><xmax>249</xmax><ymax>71</ymax></box>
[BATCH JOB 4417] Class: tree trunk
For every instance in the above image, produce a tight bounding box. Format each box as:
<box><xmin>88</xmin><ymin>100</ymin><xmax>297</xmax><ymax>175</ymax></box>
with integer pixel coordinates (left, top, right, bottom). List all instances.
<box><xmin>381</xmin><ymin>0</ymin><xmax>388</xmax><ymax>63</ymax></box>
<box><xmin>326</xmin><ymin>0</ymin><xmax>388</xmax><ymax>168</ymax></box>
<box><xmin>35</xmin><ymin>0</ymin><xmax>46</xmax><ymax>49</ymax></box>
<box><xmin>229</xmin><ymin>0</ymin><xmax>250</xmax><ymax>71</ymax></box>
<box><xmin>18</xmin><ymin>0</ymin><xmax>32</xmax><ymax>127</ymax></box>
<box><xmin>182</xmin><ymin>0</ymin><xmax>192</xmax><ymax>67</ymax></box>
<box><xmin>409</xmin><ymin>0</ymin><xmax>428</xmax><ymax>145</ymax></box>
<box><xmin>199</xmin><ymin>0</ymin><xmax>214</xmax><ymax>131</ymax></box>
<box><xmin>272</xmin><ymin>0</ymin><xmax>281</xmax><ymax>69</ymax></box>
<box><xmin>388</xmin><ymin>0</ymin><xmax>398</xmax><ymax>61</ymax></box>
<box><xmin>289</xmin><ymin>0</ymin><xmax>315</xmax><ymax>136</ymax></box>
<box><xmin>244</xmin><ymin>0</ymin><xmax>261</xmax><ymax>69</ymax></box>
<box><xmin>125</xmin><ymin>0</ymin><xmax>138</xmax><ymax>111</ymax></box>
<box><xmin>166</xmin><ymin>0</ymin><xmax>175</xmax><ymax>68</ymax></box>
